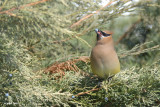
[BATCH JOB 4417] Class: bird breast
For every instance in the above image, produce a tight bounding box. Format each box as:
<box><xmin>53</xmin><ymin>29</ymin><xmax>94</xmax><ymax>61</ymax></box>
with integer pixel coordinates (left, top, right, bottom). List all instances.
<box><xmin>90</xmin><ymin>44</ymin><xmax>120</xmax><ymax>78</ymax></box>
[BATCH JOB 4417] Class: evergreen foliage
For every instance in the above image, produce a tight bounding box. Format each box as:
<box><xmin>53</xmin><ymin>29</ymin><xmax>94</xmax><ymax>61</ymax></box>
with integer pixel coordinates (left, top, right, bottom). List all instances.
<box><xmin>0</xmin><ymin>0</ymin><xmax>159</xmax><ymax>106</ymax></box>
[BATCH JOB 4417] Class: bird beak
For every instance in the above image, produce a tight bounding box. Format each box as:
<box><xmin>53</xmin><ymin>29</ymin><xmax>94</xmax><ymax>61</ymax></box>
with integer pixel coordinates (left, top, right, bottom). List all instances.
<box><xmin>94</xmin><ymin>28</ymin><xmax>99</xmax><ymax>34</ymax></box>
<box><xmin>95</xmin><ymin>28</ymin><xmax>104</xmax><ymax>40</ymax></box>
<box><xmin>95</xmin><ymin>28</ymin><xmax>103</xmax><ymax>36</ymax></box>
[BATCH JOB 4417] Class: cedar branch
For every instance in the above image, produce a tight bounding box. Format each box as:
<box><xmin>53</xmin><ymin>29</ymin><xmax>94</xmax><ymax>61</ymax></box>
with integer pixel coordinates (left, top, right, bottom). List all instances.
<box><xmin>75</xmin><ymin>87</ymin><xmax>102</xmax><ymax>97</ymax></box>
<box><xmin>0</xmin><ymin>0</ymin><xmax>49</xmax><ymax>16</ymax></box>
<box><xmin>70</xmin><ymin>1</ymin><xmax>113</xmax><ymax>28</ymax></box>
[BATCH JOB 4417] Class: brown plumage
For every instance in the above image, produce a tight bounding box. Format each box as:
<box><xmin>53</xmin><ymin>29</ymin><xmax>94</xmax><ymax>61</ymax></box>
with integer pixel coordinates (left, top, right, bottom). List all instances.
<box><xmin>90</xmin><ymin>29</ymin><xmax>120</xmax><ymax>79</ymax></box>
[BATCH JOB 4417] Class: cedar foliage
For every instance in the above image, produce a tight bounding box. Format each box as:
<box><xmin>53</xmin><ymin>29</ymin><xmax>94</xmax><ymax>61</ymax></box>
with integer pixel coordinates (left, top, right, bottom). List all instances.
<box><xmin>0</xmin><ymin>0</ymin><xmax>160</xmax><ymax>106</ymax></box>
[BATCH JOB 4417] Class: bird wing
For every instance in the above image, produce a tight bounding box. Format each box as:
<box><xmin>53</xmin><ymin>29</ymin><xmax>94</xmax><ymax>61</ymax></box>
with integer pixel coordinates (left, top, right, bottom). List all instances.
<box><xmin>91</xmin><ymin>49</ymin><xmax>106</xmax><ymax>78</ymax></box>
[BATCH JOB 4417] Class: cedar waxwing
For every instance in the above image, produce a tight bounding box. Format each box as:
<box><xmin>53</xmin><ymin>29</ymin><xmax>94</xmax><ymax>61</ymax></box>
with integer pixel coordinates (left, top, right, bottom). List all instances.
<box><xmin>90</xmin><ymin>29</ymin><xmax>120</xmax><ymax>79</ymax></box>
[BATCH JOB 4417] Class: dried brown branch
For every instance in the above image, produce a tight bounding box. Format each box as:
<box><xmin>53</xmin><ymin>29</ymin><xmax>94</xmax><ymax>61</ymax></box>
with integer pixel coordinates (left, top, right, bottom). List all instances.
<box><xmin>70</xmin><ymin>1</ymin><xmax>113</xmax><ymax>28</ymax></box>
<box><xmin>44</xmin><ymin>56</ymin><xmax>90</xmax><ymax>79</ymax></box>
<box><xmin>0</xmin><ymin>0</ymin><xmax>49</xmax><ymax>16</ymax></box>
<box><xmin>75</xmin><ymin>87</ymin><xmax>102</xmax><ymax>97</ymax></box>
<box><xmin>115</xmin><ymin>19</ymin><xmax>142</xmax><ymax>45</ymax></box>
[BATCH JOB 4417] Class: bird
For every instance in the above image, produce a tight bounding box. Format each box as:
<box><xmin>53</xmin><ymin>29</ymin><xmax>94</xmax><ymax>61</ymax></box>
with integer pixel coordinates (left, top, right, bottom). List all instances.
<box><xmin>90</xmin><ymin>29</ymin><xmax>120</xmax><ymax>80</ymax></box>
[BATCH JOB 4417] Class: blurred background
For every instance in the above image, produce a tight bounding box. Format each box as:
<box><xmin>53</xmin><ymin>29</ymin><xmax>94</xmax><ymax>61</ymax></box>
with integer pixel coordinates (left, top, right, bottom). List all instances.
<box><xmin>0</xmin><ymin>0</ymin><xmax>159</xmax><ymax>106</ymax></box>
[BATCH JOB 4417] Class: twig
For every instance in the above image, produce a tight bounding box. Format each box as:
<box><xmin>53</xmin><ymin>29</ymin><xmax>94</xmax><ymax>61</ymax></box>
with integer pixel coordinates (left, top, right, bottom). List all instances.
<box><xmin>115</xmin><ymin>19</ymin><xmax>142</xmax><ymax>45</ymax></box>
<box><xmin>70</xmin><ymin>1</ymin><xmax>113</xmax><ymax>28</ymax></box>
<box><xmin>0</xmin><ymin>0</ymin><xmax>49</xmax><ymax>16</ymax></box>
<box><xmin>74</xmin><ymin>87</ymin><xmax>102</xmax><ymax>97</ymax></box>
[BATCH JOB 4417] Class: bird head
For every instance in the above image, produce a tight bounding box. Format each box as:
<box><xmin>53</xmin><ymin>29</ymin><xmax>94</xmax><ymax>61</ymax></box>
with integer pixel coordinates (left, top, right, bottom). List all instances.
<box><xmin>95</xmin><ymin>29</ymin><xmax>111</xmax><ymax>41</ymax></box>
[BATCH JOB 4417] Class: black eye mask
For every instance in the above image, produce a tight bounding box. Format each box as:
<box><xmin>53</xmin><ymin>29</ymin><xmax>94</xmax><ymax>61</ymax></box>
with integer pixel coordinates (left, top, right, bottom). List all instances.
<box><xmin>101</xmin><ymin>31</ymin><xmax>111</xmax><ymax>37</ymax></box>
<box><xmin>95</xmin><ymin>29</ymin><xmax>111</xmax><ymax>40</ymax></box>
